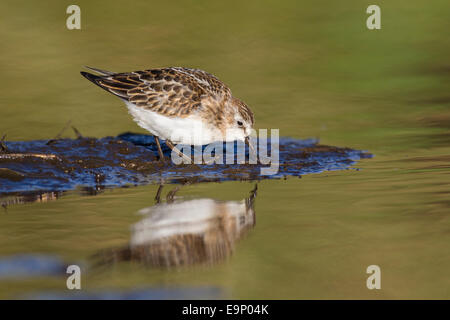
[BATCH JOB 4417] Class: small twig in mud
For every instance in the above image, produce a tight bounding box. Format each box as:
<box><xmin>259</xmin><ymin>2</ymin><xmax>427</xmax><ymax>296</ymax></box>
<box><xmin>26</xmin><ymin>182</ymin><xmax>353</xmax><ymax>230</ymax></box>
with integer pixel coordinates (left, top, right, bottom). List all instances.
<box><xmin>55</xmin><ymin>120</ymin><xmax>72</xmax><ymax>139</ymax></box>
<box><xmin>0</xmin><ymin>168</ymin><xmax>25</xmax><ymax>181</ymax></box>
<box><xmin>46</xmin><ymin>120</ymin><xmax>72</xmax><ymax>145</ymax></box>
<box><xmin>72</xmin><ymin>126</ymin><xmax>83</xmax><ymax>139</ymax></box>
<box><xmin>0</xmin><ymin>134</ymin><xmax>8</xmax><ymax>152</ymax></box>
<box><xmin>0</xmin><ymin>153</ymin><xmax>62</xmax><ymax>161</ymax></box>
<box><xmin>46</xmin><ymin>139</ymin><xmax>57</xmax><ymax>146</ymax></box>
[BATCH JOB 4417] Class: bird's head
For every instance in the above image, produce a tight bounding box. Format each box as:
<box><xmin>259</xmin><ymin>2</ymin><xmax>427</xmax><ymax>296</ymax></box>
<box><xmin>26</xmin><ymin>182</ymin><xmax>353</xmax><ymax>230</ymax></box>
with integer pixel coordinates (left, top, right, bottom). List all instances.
<box><xmin>224</xmin><ymin>97</ymin><xmax>254</xmax><ymax>142</ymax></box>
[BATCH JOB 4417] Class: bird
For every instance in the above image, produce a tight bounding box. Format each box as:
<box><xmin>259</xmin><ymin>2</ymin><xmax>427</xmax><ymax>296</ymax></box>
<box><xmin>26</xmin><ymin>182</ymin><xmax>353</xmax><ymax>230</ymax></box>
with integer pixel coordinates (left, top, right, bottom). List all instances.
<box><xmin>80</xmin><ymin>66</ymin><xmax>255</xmax><ymax>163</ymax></box>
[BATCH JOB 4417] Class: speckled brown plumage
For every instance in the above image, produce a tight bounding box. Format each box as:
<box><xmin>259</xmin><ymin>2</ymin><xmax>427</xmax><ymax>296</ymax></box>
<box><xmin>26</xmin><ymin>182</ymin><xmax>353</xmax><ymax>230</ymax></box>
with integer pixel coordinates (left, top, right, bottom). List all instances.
<box><xmin>81</xmin><ymin>67</ymin><xmax>254</xmax><ymax>129</ymax></box>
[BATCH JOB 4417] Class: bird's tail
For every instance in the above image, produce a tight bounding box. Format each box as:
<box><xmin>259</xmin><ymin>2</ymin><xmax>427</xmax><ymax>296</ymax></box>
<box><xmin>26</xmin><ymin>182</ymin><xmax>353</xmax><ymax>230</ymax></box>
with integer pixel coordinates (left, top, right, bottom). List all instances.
<box><xmin>80</xmin><ymin>67</ymin><xmax>131</xmax><ymax>100</ymax></box>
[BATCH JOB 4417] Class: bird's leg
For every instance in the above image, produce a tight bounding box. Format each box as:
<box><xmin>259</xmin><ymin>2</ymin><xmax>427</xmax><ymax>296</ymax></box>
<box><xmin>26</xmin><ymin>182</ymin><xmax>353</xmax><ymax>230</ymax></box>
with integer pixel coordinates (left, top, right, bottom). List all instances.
<box><xmin>166</xmin><ymin>185</ymin><xmax>181</xmax><ymax>203</ymax></box>
<box><xmin>245</xmin><ymin>136</ymin><xmax>258</xmax><ymax>164</ymax></box>
<box><xmin>165</xmin><ymin>139</ymin><xmax>192</xmax><ymax>164</ymax></box>
<box><xmin>166</xmin><ymin>180</ymin><xmax>192</xmax><ymax>203</ymax></box>
<box><xmin>245</xmin><ymin>183</ymin><xmax>258</xmax><ymax>211</ymax></box>
<box><xmin>154</xmin><ymin>135</ymin><xmax>165</xmax><ymax>163</ymax></box>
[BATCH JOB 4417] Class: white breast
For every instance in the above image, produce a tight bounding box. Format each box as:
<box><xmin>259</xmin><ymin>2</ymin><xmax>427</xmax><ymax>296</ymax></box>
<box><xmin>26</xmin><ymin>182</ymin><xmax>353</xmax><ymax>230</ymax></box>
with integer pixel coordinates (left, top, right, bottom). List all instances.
<box><xmin>125</xmin><ymin>102</ymin><xmax>223</xmax><ymax>145</ymax></box>
<box><xmin>131</xmin><ymin>199</ymin><xmax>253</xmax><ymax>246</ymax></box>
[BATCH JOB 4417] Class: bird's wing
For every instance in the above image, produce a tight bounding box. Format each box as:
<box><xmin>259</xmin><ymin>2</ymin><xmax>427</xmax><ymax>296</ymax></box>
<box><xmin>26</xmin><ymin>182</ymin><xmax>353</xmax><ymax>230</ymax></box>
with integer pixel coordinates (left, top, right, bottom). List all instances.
<box><xmin>169</xmin><ymin>67</ymin><xmax>232</xmax><ymax>99</ymax></box>
<box><xmin>84</xmin><ymin>66</ymin><xmax>117</xmax><ymax>76</ymax></box>
<box><xmin>81</xmin><ymin>67</ymin><xmax>231</xmax><ymax>118</ymax></box>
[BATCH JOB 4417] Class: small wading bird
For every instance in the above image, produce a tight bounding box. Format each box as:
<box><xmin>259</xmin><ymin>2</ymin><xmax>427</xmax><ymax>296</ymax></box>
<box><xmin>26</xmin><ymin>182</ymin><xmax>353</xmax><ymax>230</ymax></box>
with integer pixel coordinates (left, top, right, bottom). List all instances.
<box><xmin>81</xmin><ymin>66</ymin><xmax>255</xmax><ymax>163</ymax></box>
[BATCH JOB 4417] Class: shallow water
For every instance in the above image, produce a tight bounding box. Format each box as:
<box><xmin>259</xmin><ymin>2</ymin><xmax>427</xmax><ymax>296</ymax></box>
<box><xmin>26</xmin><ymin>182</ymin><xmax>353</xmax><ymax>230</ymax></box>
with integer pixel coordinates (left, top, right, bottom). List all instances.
<box><xmin>0</xmin><ymin>0</ymin><xmax>449</xmax><ymax>299</ymax></box>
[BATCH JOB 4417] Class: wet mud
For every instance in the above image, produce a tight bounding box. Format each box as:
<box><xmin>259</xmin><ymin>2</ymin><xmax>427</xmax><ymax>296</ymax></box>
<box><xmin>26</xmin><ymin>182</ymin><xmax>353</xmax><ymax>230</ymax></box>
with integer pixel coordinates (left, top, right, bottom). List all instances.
<box><xmin>0</xmin><ymin>132</ymin><xmax>372</xmax><ymax>196</ymax></box>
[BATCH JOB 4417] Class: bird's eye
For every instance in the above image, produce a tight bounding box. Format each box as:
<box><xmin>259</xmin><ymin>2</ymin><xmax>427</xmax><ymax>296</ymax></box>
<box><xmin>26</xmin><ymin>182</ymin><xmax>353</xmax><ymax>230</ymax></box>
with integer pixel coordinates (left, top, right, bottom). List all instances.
<box><xmin>237</xmin><ymin>121</ymin><xmax>243</xmax><ymax>127</ymax></box>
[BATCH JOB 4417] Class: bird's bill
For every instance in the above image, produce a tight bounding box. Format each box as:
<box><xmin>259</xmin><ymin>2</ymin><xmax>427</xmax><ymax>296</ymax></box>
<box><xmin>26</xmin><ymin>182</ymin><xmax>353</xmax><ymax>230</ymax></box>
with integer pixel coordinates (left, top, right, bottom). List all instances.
<box><xmin>245</xmin><ymin>137</ymin><xmax>256</xmax><ymax>155</ymax></box>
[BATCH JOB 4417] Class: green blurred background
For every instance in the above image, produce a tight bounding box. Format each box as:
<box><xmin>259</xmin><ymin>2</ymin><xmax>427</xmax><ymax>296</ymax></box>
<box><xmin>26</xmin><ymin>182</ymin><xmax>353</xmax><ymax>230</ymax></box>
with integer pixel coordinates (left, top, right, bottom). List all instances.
<box><xmin>0</xmin><ymin>0</ymin><xmax>449</xmax><ymax>299</ymax></box>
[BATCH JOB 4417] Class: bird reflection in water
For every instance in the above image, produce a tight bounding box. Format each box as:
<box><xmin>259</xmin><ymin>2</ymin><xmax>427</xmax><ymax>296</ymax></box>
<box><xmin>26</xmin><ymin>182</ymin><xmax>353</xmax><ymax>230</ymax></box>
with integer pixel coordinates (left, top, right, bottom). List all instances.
<box><xmin>95</xmin><ymin>184</ymin><xmax>257</xmax><ymax>269</ymax></box>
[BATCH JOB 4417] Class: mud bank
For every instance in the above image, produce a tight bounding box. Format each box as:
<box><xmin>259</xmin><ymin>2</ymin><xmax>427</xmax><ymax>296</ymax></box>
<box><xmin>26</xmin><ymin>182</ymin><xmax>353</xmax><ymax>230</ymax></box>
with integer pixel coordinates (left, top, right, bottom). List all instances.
<box><xmin>0</xmin><ymin>133</ymin><xmax>372</xmax><ymax>196</ymax></box>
